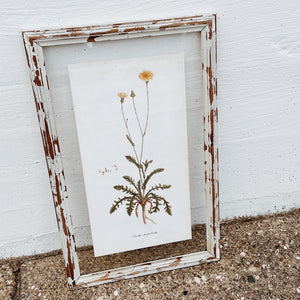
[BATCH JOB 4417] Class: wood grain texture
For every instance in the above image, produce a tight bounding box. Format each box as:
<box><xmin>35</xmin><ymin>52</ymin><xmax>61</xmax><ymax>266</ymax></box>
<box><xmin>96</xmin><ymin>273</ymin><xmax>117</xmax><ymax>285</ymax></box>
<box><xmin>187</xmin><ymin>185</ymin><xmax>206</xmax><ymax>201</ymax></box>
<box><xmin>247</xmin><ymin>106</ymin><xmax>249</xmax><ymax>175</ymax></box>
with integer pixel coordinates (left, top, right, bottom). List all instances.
<box><xmin>0</xmin><ymin>0</ymin><xmax>299</xmax><ymax>259</ymax></box>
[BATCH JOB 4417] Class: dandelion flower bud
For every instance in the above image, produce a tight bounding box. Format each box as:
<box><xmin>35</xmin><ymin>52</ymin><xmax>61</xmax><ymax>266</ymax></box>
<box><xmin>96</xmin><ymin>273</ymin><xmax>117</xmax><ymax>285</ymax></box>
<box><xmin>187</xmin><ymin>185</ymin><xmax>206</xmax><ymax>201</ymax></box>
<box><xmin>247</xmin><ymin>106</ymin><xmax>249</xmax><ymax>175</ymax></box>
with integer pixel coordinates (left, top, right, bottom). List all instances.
<box><xmin>130</xmin><ymin>90</ymin><xmax>136</xmax><ymax>97</ymax></box>
<box><xmin>117</xmin><ymin>92</ymin><xmax>128</xmax><ymax>103</ymax></box>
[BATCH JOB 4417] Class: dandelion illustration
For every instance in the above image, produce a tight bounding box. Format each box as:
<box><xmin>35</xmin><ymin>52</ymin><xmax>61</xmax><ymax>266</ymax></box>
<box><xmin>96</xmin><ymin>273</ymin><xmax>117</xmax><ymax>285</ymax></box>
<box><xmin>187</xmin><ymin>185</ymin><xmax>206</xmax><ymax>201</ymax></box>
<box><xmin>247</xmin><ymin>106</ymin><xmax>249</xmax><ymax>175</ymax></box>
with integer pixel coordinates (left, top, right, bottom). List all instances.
<box><xmin>110</xmin><ymin>71</ymin><xmax>172</xmax><ymax>224</ymax></box>
<box><xmin>138</xmin><ymin>70</ymin><xmax>154</xmax><ymax>82</ymax></box>
<box><xmin>117</xmin><ymin>92</ymin><xmax>128</xmax><ymax>103</ymax></box>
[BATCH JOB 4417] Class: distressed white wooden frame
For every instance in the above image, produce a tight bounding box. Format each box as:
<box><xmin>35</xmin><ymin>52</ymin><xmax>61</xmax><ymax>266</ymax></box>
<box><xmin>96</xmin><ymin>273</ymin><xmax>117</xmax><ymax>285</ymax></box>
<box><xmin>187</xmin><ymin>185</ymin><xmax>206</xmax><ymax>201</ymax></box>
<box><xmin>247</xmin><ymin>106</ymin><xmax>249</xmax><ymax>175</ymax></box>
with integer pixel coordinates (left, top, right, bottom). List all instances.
<box><xmin>22</xmin><ymin>15</ymin><xmax>219</xmax><ymax>289</ymax></box>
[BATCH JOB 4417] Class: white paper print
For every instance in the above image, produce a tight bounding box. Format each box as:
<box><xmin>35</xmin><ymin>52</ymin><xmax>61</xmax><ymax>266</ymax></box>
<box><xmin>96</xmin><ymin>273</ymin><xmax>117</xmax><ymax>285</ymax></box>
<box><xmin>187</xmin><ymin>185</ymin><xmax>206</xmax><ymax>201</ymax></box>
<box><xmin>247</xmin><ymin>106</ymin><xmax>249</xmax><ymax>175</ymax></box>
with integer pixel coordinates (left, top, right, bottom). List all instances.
<box><xmin>68</xmin><ymin>53</ymin><xmax>191</xmax><ymax>257</ymax></box>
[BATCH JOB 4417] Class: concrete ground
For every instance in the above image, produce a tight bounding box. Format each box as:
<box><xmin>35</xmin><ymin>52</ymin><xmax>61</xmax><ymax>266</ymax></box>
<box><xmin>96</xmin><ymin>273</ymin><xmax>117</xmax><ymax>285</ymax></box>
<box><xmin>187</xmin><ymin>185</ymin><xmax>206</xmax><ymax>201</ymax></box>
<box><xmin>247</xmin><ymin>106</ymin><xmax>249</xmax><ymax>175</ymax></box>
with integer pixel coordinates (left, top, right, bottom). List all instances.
<box><xmin>1</xmin><ymin>209</ymin><xmax>299</xmax><ymax>300</ymax></box>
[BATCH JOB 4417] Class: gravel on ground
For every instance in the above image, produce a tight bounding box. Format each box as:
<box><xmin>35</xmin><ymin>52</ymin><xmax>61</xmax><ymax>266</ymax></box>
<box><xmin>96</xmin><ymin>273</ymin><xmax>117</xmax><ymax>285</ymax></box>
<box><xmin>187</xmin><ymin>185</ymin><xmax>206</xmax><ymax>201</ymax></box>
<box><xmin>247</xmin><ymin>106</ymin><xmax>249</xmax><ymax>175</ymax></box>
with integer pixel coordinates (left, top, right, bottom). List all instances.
<box><xmin>1</xmin><ymin>209</ymin><xmax>299</xmax><ymax>299</ymax></box>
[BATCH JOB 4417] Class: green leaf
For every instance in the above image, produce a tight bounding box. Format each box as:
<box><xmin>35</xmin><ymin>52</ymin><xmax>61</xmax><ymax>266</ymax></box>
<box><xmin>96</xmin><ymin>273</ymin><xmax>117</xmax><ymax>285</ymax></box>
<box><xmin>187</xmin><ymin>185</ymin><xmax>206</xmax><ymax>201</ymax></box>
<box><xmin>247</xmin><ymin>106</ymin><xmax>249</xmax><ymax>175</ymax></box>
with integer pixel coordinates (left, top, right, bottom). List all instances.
<box><xmin>145</xmin><ymin>184</ymin><xmax>171</xmax><ymax>197</ymax></box>
<box><xmin>125</xmin><ymin>155</ymin><xmax>142</xmax><ymax>169</ymax></box>
<box><xmin>164</xmin><ymin>202</ymin><xmax>172</xmax><ymax>215</ymax></box>
<box><xmin>149</xmin><ymin>197</ymin><xmax>160</xmax><ymax>214</ymax></box>
<box><xmin>126</xmin><ymin>197</ymin><xmax>136</xmax><ymax>216</ymax></box>
<box><xmin>150</xmin><ymin>193</ymin><xmax>172</xmax><ymax>216</ymax></box>
<box><xmin>110</xmin><ymin>204</ymin><xmax>117</xmax><ymax>214</ymax></box>
<box><xmin>110</xmin><ymin>196</ymin><xmax>133</xmax><ymax>214</ymax></box>
<box><xmin>126</xmin><ymin>135</ymin><xmax>135</xmax><ymax>146</ymax></box>
<box><xmin>147</xmin><ymin>192</ymin><xmax>172</xmax><ymax>215</ymax></box>
<box><xmin>113</xmin><ymin>184</ymin><xmax>137</xmax><ymax>197</ymax></box>
<box><xmin>123</xmin><ymin>175</ymin><xmax>139</xmax><ymax>192</ymax></box>
<box><xmin>149</xmin><ymin>192</ymin><xmax>163</xmax><ymax>201</ymax></box>
<box><xmin>143</xmin><ymin>159</ymin><xmax>153</xmax><ymax>172</ymax></box>
<box><xmin>142</xmin><ymin>168</ymin><xmax>164</xmax><ymax>190</ymax></box>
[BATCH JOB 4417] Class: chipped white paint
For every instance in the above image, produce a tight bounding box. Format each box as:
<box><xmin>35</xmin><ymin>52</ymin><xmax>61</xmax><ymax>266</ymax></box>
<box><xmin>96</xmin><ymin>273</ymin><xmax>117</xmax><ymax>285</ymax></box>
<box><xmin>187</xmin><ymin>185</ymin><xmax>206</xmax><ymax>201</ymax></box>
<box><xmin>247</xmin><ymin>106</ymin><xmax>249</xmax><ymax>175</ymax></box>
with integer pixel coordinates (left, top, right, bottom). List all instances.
<box><xmin>23</xmin><ymin>15</ymin><xmax>219</xmax><ymax>288</ymax></box>
<box><xmin>0</xmin><ymin>0</ymin><xmax>299</xmax><ymax>261</ymax></box>
<box><xmin>76</xmin><ymin>251</ymin><xmax>215</xmax><ymax>287</ymax></box>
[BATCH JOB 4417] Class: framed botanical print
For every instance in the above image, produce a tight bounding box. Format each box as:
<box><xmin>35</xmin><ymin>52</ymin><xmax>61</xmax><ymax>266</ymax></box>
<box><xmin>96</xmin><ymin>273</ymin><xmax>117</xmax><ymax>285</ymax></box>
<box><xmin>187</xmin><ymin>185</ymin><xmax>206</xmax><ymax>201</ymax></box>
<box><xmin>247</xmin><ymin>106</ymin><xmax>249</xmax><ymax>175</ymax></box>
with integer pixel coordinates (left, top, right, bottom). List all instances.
<box><xmin>23</xmin><ymin>14</ymin><xmax>219</xmax><ymax>289</ymax></box>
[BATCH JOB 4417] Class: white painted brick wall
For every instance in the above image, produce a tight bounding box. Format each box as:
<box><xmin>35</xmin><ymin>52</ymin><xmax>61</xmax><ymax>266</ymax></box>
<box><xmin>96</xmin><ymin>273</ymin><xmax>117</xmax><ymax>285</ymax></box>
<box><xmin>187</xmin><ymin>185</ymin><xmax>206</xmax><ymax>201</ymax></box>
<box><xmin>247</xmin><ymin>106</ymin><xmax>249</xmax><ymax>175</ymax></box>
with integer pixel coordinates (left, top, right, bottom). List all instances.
<box><xmin>0</xmin><ymin>0</ymin><xmax>299</xmax><ymax>258</ymax></box>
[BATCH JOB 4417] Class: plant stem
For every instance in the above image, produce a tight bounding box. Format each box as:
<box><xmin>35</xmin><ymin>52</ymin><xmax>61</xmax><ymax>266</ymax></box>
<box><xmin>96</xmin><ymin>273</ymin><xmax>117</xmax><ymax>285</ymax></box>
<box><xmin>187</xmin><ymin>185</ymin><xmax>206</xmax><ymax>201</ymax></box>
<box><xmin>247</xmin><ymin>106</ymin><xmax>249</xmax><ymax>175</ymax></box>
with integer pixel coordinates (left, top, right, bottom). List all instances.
<box><xmin>139</xmin><ymin>81</ymin><xmax>150</xmax><ymax>176</ymax></box>
<box><xmin>121</xmin><ymin>102</ymin><xmax>143</xmax><ymax>184</ymax></box>
<box><xmin>132</xmin><ymin>95</ymin><xmax>146</xmax><ymax>180</ymax></box>
<box><xmin>142</xmin><ymin>202</ymin><xmax>156</xmax><ymax>224</ymax></box>
<box><xmin>142</xmin><ymin>205</ymin><xmax>146</xmax><ymax>224</ymax></box>
<box><xmin>144</xmin><ymin>81</ymin><xmax>150</xmax><ymax>136</ymax></box>
<box><xmin>132</xmin><ymin>96</ymin><xmax>143</xmax><ymax>136</ymax></box>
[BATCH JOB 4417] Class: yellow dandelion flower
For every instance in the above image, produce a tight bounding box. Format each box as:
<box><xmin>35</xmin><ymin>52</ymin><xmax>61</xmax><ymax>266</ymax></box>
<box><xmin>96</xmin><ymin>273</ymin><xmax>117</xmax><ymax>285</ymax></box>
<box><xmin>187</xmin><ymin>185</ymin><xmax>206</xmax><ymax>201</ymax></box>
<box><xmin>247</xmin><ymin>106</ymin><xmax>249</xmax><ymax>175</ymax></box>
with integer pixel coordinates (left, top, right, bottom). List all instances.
<box><xmin>118</xmin><ymin>92</ymin><xmax>128</xmax><ymax>103</ymax></box>
<box><xmin>139</xmin><ymin>70</ymin><xmax>153</xmax><ymax>82</ymax></box>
